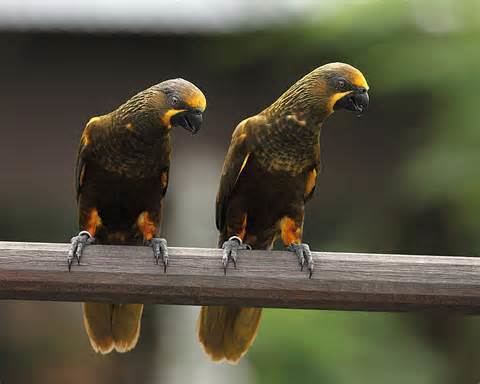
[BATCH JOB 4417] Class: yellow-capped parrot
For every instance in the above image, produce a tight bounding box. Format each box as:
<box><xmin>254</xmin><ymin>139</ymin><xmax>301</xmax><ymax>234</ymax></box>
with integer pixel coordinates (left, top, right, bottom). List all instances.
<box><xmin>70</xmin><ymin>79</ymin><xmax>206</xmax><ymax>354</ymax></box>
<box><xmin>198</xmin><ymin>63</ymin><xmax>369</xmax><ymax>363</ymax></box>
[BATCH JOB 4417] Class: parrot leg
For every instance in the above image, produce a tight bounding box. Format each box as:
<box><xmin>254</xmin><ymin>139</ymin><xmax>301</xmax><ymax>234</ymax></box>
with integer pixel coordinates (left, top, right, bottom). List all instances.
<box><xmin>222</xmin><ymin>236</ymin><xmax>251</xmax><ymax>275</ymax></box>
<box><xmin>68</xmin><ymin>230</ymin><xmax>95</xmax><ymax>271</ymax></box>
<box><xmin>288</xmin><ymin>243</ymin><xmax>314</xmax><ymax>278</ymax></box>
<box><xmin>146</xmin><ymin>237</ymin><xmax>168</xmax><ymax>272</ymax></box>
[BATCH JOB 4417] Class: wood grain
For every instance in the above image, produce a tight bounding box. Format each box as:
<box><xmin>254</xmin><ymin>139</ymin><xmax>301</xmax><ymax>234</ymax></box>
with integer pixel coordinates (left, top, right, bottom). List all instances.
<box><xmin>0</xmin><ymin>241</ymin><xmax>479</xmax><ymax>312</ymax></box>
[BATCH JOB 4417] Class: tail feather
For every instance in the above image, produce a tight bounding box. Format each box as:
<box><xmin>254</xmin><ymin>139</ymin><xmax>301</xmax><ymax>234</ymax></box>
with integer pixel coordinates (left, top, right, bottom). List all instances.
<box><xmin>199</xmin><ymin>234</ymin><xmax>268</xmax><ymax>363</ymax></box>
<box><xmin>198</xmin><ymin>305</ymin><xmax>262</xmax><ymax>363</ymax></box>
<box><xmin>83</xmin><ymin>303</ymin><xmax>115</xmax><ymax>354</ymax></box>
<box><xmin>112</xmin><ymin>304</ymin><xmax>143</xmax><ymax>352</ymax></box>
<box><xmin>83</xmin><ymin>302</ymin><xmax>143</xmax><ymax>354</ymax></box>
<box><xmin>198</xmin><ymin>306</ymin><xmax>229</xmax><ymax>362</ymax></box>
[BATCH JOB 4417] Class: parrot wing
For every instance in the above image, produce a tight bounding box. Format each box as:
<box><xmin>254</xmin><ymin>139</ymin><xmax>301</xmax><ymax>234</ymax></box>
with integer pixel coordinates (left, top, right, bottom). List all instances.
<box><xmin>215</xmin><ymin>116</ymin><xmax>265</xmax><ymax>231</ymax></box>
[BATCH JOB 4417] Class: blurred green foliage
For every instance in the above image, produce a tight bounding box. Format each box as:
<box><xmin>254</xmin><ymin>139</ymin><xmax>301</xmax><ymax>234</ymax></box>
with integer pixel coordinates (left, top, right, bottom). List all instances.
<box><xmin>244</xmin><ymin>1</ymin><xmax>480</xmax><ymax>383</ymax></box>
<box><xmin>253</xmin><ymin>310</ymin><xmax>448</xmax><ymax>384</ymax></box>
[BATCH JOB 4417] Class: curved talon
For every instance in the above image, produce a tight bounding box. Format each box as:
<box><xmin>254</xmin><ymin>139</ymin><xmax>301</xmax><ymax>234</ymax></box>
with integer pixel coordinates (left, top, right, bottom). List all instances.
<box><xmin>153</xmin><ymin>242</ymin><xmax>160</xmax><ymax>264</ymax></box>
<box><xmin>67</xmin><ymin>231</ymin><xmax>94</xmax><ymax>271</ymax></box>
<box><xmin>304</xmin><ymin>245</ymin><xmax>314</xmax><ymax>279</ymax></box>
<box><xmin>288</xmin><ymin>243</ymin><xmax>314</xmax><ymax>278</ymax></box>
<box><xmin>148</xmin><ymin>238</ymin><xmax>168</xmax><ymax>272</ymax></box>
<box><xmin>222</xmin><ymin>236</ymin><xmax>250</xmax><ymax>274</ymax></box>
<box><xmin>222</xmin><ymin>253</ymin><xmax>229</xmax><ymax>275</ymax></box>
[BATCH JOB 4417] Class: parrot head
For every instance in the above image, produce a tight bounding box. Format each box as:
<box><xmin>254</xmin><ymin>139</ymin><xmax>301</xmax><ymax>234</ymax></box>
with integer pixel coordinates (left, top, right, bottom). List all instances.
<box><xmin>155</xmin><ymin>78</ymin><xmax>206</xmax><ymax>134</ymax></box>
<box><xmin>320</xmin><ymin>62</ymin><xmax>369</xmax><ymax>115</ymax></box>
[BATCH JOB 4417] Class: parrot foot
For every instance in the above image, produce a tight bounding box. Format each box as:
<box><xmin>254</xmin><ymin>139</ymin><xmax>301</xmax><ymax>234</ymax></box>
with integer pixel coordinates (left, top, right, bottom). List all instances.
<box><xmin>222</xmin><ymin>236</ymin><xmax>251</xmax><ymax>275</ymax></box>
<box><xmin>146</xmin><ymin>237</ymin><xmax>168</xmax><ymax>272</ymax></box>
<box><xmin>288</xmin><ymin>243</ymin><xmax>314</xmax><ymax>278</ymax></box>
<box><xmin>68</xmin><ymin>230</ymin><xmax>94</xmax><ymax>271</ymax></box>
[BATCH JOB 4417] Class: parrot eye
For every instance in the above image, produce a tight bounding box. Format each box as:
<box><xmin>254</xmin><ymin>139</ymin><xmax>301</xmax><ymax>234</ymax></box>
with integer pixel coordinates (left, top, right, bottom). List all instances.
<box><xmin>336</xmin><ymin>79</ymin><xmax>347</xmax><ymax>91</ymax></box>
<box><xmin>170</xmin><ymin>96</ymin><xmax>180</xmax><ymax>107</ymax></box>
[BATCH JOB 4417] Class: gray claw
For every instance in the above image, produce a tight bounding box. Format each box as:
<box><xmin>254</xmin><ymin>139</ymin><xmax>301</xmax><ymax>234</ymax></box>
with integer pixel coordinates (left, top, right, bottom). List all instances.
<box><xmin>288</xmin><ymin>243</ymin><xmax>314</xmax><ymax>278</ymax></box>
<box><xmin>222</xmin><ymin>236</ymin><xmax>250</xmax><ymax>274</ymax></box>
<box><xmin>149</xmin><ymin>238</ymin><xmax>168</xmax><ymax>272</ymax></box>
<box><xmin>68</xmin><ymin>231</ymin><xmax>94</xmax><ymax>271</ymax></box>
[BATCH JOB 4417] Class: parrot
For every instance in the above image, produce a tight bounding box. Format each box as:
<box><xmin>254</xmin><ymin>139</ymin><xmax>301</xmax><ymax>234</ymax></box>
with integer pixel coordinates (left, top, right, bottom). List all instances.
<box><xmin>198</xmin><ymin>62</ymin><xmax>369</xmax><ymax>363</ymax></box>
<box><xmin>69</xmin><ymin>78</ymin><xmax>206</xmax><ymax>354</ymax></box>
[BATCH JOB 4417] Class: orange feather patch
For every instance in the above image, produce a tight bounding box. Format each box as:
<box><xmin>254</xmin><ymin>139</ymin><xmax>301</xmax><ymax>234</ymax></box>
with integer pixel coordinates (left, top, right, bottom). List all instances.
<box><xmin>85</xmin><ymin>208</ymin><xmax>102</xmax><ymax>236</ymax></box>
<box><xmin>137</xmin><ymin>212</ymin><xmax>156</xmax><ymax>241</ymax></box>
<box><xmin>280</xmin><ymin>217</ymin><xmax>302</xmax><ymax>246</ymax></box>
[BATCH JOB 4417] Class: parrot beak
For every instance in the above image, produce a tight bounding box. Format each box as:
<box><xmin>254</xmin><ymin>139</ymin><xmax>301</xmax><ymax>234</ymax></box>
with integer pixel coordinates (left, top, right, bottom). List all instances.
<box><xmin>170</xmin><ymin>109</ymin><xmax>203</xmax><ymax>134</ymax></box>
<box><xmin>334</xmin><ymin>88</ymin><xmax>369</xmax><ymax>114</ymax></box>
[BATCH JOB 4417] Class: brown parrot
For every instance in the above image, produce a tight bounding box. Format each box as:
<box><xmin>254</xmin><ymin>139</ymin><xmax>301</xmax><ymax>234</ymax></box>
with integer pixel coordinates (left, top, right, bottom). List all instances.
<box><xmin>198</xmin><ymin>62</ymin><xmax>369</xmax><ymax>363</ymax></box>
<box><xmin>69</xmin><ymin>79</ymin><xmax>206</xmax><ymax>354</ymax></box>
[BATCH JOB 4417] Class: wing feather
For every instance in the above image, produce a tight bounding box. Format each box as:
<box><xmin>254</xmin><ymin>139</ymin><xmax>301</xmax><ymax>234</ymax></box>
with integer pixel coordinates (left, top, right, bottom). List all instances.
<box><xmin>75</xmin><ymin>117</ymin><xmax>100</xmax><ymax>201</ymax></box>
<box><xmin>215</xmin><ymin>117</ymin><xmax>263</xmax><ymax>231</ymax></box>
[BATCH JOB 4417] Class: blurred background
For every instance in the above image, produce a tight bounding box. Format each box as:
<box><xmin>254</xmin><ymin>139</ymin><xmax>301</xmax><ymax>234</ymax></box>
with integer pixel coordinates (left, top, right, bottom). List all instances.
<box><xmin>1</xmin><ymin>0</ymin><xmax>480</xmax><ymax>382</ymax></box>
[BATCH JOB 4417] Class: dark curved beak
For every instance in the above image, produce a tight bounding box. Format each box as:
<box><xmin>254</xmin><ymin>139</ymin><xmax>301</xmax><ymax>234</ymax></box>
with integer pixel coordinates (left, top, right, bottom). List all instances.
<box><xmin>171</xmin><ymin>109</ymin><xmax>203</xmax><ymax>134</ymax></box>
<box><xmin>334</xmin><ymin>89</ymin><xmax>369</xmax><ymax>114</ymax></box>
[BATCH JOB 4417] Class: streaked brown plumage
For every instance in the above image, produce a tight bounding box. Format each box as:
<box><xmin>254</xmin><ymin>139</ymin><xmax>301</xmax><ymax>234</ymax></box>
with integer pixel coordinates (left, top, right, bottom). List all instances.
<box><xmin>71</xmin><ymin>78</ymin><xmax>206</xmax><ymax>354</ymax></box>
<box><xmin>198</xmin><ymin>62</ymin><xmax>369</xmax><ymax>363</ymax></box>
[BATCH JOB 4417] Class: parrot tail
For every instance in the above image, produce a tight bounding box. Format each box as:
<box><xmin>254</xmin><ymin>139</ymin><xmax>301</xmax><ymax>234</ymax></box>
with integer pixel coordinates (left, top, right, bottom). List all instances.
<box><xmin>82</xmin><ymin>302</ymin><xmax>144</xmax><ymax>354</ymax></box>
<box><xmin>197</xmin><ymin>305</ymin><xmax>262</xmax><ymax>363</ymax></box>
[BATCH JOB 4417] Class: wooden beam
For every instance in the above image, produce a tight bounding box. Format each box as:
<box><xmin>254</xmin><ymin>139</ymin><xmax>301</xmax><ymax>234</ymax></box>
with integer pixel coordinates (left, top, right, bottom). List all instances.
<box><xmin>0</xmin><ymin>241</ymin><xmax>479</xmax><ymax>313</ymax></box>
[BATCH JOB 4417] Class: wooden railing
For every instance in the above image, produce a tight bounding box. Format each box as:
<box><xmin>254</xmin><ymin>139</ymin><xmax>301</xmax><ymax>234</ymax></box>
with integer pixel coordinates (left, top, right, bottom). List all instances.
<box><xmin>0</xmin><ymin>241</ymin><xmax>479</xmax><ymax>312</ymax></box>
